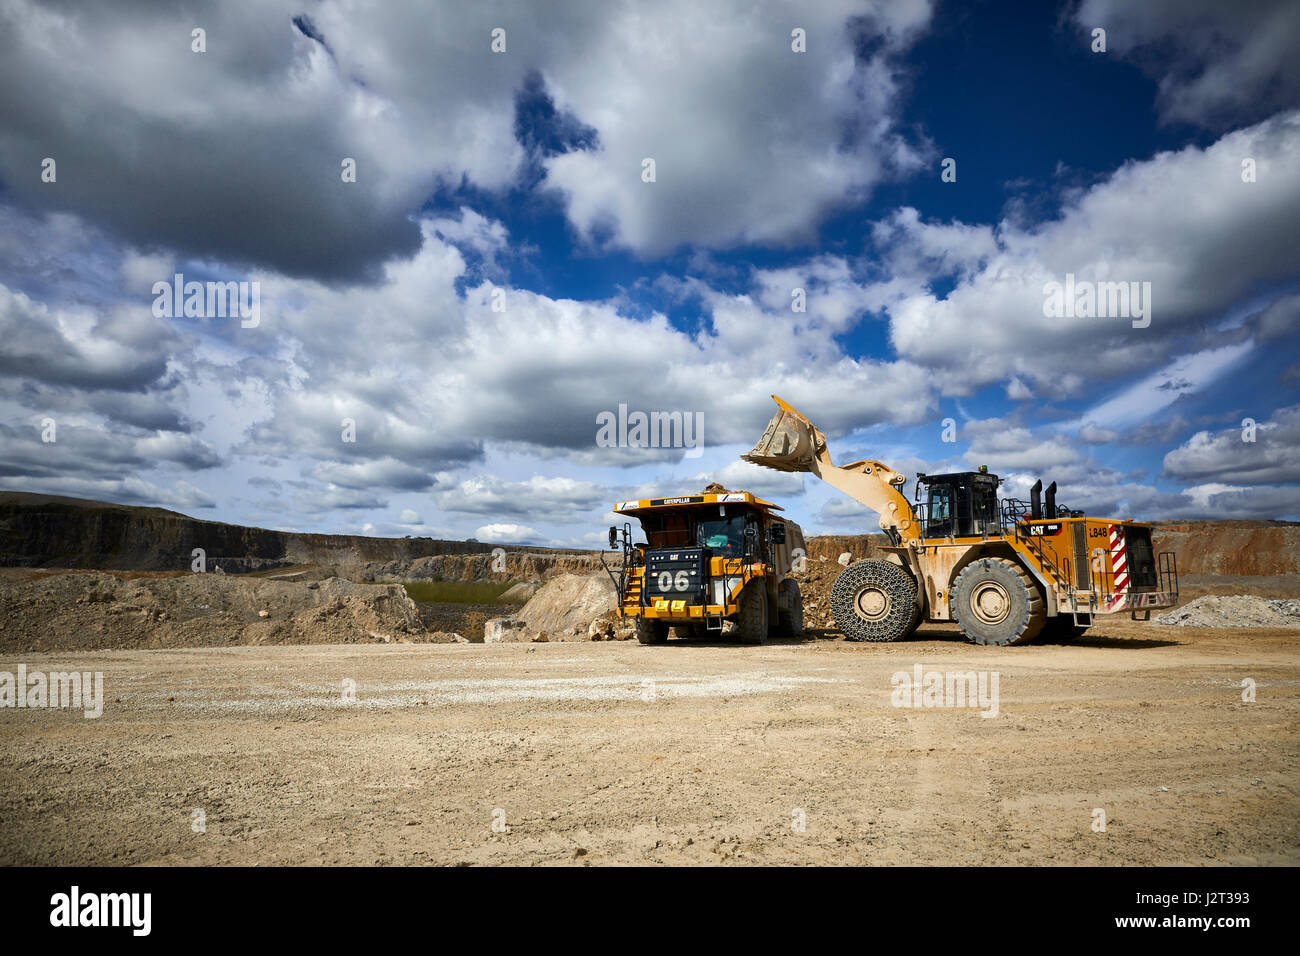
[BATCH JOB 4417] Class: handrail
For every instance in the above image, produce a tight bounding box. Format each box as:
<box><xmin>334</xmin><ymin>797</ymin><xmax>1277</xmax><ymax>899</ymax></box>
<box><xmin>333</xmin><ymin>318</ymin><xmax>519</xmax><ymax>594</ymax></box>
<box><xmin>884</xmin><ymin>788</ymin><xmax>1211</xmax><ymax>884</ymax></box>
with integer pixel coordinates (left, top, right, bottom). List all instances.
<box><xmin>1015</xmin><ymin>520</ymin><xmax>1075</xmax><ymax>599</ymax></box>
<box><xmin>598</xmin><ymin>522</ymin><xmax>633</xmax><ymax>608</ymax></box>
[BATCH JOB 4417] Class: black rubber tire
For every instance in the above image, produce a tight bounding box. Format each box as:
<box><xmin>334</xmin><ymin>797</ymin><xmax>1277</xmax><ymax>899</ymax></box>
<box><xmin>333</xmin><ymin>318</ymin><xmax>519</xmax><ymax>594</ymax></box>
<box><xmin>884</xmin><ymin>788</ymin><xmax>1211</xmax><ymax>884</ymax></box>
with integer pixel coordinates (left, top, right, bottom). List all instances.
<box><xmin>951</xmin><ymin>558</ymin><xmax>1046</xmax><ymax>646</ymax></box>
<box><xmin>634</xmin><ymin>618</ymin><xmax>668</xmax><ymax>645</ymax></box>
<box><xmin>777</xmin><ymin>579</ymin><xmax>804</xmax><ymax>637</ymax></box>
<box><xmin>734</xmin><ymin>582</ymin><xmax>769</xmax><ymax>645</ymax></box>
<box><xmin>831</xmin><ymin>560</ymin><xmax>918</xmax><ymax>642</ymax></box>
<box><xmin>906</xmin><ymin>586</ymin><xmax>923</xmax><ymax>632</ymax></box>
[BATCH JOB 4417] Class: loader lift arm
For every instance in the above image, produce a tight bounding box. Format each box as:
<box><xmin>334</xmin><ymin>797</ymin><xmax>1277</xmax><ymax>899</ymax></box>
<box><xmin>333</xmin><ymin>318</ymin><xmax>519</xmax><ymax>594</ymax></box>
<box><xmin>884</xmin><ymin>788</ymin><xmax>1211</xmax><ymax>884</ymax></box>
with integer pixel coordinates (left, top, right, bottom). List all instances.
<box><xmin>742</xmin><ymin>395</ymin><xmax>921</xmax><ymax>546</ymax></box>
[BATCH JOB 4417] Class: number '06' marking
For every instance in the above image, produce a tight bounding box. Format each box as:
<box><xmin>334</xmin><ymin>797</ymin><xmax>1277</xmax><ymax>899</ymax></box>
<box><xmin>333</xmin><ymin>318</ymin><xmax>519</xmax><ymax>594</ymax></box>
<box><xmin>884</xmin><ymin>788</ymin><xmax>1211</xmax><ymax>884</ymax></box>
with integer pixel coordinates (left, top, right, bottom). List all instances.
<box><xmin>657</xmin><ymin>571</ymin><xmax>692</xmax><ymax>591</ymax></box>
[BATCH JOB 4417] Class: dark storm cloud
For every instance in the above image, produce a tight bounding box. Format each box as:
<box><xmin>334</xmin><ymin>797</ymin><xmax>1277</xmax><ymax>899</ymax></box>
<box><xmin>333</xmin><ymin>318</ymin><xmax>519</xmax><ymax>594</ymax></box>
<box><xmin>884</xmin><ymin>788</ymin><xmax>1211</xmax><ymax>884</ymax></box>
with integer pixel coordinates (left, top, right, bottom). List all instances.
<box><xmin>0</xmin><ymin>286</ymin><xmax>179</xmax><ymax>392</ymax></box>
<box><xmin>0</xmin><ymin>0</ymin><xmax>936</xmax><ymax>277</ymax></box>
<box><xmin>0</xmin><ymin>380</ymin><xmax>191</xmax><ymax>433</ymax></box>
<box><xmin>1073</xmin><ymin>0</ymin><xmax>1300</xmax><ymax>131</ymax></box>
<box><xmin>0</xmin><ymin>421</ymin><xmax>221</xmax><ymax>480</ymax></box>
<box><xmin>0</xmin><ymin>1</ymin><xmax>425</xmax><ymax>282</ymax></box>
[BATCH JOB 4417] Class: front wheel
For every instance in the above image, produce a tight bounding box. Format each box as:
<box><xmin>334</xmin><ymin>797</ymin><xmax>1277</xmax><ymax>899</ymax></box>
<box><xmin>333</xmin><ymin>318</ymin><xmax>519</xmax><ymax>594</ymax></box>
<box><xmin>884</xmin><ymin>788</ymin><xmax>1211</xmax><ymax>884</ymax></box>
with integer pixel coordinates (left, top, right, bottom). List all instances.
<box><xmin>734</xmin><ymin>582</ymin><xmax>769</xmax><ymax>645</ymax></box>
<box><xmin>634</xmin><ymin>618</ymin><xmax>668</xmax><ymax>645</ymax></box>
<box><xmin>831</xmin><ymin>560</ymin><xmax>918</xmax><ymax>642</ymax></box>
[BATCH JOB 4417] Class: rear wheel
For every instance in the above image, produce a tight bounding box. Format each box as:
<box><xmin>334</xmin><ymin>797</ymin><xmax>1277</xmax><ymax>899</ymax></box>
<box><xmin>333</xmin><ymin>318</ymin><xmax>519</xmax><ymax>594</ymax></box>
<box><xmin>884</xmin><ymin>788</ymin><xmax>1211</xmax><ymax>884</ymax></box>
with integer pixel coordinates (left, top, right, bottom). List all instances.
<box><xmin>777</xmin><ymin>579</ymin><xmax>804</xmax><ymax>637</ymax></box>
<box><xmin>831</xmin><ymin>560</ymin><xmax>918</xmax><ymax>642</ymax></box>
<box><xmin>734</xmin><ymin>582</ymin><xmax>769</xmax><ymax>645</ymax></box>
<box><xmin>634</xmin><ymin>618</ymin><xmax>668</xmax><ymax>645</ymax></box>
<box><xmin>951</xmin><ymin>558</ymin><xmax>1045</xmax><ymax>646</ymax></box>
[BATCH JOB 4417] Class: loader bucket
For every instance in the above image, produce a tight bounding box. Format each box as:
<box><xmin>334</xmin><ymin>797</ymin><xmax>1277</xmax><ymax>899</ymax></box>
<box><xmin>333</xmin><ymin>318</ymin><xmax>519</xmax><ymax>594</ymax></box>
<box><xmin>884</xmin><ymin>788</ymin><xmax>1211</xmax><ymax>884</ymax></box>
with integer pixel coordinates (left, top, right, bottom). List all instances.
<box><xmin>742</xmin><ymin>396</ymin><xmax>821</xmax><ymax>473</ymax></box>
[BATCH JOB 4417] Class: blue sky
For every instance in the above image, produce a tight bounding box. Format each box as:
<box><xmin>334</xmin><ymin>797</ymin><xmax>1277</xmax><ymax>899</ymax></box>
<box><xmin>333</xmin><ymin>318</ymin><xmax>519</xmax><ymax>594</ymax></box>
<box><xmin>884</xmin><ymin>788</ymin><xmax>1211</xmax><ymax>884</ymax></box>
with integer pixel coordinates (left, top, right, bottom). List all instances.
<box><xmin>1</xmin><ymin>0</ymin><xmax>1298</xmax><ymax>546</ymax></box>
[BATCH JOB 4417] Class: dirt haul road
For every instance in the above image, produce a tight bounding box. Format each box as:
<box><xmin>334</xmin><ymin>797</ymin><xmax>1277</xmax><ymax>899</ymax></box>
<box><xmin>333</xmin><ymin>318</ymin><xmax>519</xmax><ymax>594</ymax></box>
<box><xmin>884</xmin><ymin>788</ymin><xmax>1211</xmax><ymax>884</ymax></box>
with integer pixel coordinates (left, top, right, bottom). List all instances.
<box><xmin>1</xmin><ymin>620</ymin><xmax>1296</xmax><ymax>866</ymax></box>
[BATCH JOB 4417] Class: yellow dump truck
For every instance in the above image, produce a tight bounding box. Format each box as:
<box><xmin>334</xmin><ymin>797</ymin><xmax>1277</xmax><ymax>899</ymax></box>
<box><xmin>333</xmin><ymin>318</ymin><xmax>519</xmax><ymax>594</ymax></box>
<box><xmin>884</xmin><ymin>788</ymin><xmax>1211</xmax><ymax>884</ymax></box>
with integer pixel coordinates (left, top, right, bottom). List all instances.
<box><xmin>601</xmin><ymin>490</ymin><xmax>806</xmax><ymax>644</ymax></box>
<box><xmin>742</xmin><ymin>396</ymin><xmax>1179</xmax><ymax>645</ymax></box>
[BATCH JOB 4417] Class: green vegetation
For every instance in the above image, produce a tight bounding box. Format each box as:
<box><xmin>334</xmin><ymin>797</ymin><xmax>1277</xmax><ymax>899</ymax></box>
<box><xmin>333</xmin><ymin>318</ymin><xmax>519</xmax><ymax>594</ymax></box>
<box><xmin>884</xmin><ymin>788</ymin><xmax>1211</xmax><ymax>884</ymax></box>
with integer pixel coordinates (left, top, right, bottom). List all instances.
<box><xmin>401</xmin><ymin>580</ymin><xmax>524</xmax><ymax>604</ymax></box>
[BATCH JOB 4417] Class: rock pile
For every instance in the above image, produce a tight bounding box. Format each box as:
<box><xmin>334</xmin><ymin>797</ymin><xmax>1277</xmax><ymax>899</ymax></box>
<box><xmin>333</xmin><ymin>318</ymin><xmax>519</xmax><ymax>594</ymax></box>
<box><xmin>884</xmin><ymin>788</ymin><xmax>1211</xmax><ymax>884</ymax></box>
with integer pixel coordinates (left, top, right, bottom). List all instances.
<box><xmin>0</xmin><ymin>570</ymin><xmax>436</xmax><ymax>652</ymax></box>
<box><xmin>480</xmin><ymin>572</ymin><xmax>630</xmax><ymax>642</ymax></box>
<box><xmin>1155</xmin><ymin>595</ymin><xmax>1300</xmax><ymax>628</ymax></box>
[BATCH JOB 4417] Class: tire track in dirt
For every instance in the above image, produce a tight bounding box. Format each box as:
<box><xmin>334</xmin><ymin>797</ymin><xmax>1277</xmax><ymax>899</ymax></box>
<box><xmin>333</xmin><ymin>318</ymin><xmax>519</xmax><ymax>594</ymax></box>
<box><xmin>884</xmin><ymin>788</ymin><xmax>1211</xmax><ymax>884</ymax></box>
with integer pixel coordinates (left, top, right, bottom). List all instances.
<box><xmin>877</xmin><ymin>711</ymin><xmax>1007</xmax><ymax>864</ymax></box>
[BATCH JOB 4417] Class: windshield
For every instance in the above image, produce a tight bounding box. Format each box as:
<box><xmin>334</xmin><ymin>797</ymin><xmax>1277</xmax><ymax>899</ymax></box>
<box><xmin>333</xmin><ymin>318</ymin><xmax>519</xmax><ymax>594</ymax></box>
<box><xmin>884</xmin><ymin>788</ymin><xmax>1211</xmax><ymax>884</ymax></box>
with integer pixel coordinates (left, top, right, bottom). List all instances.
<box><xmin>928</xmin><ymin>484</ymin><xmax>953</xmax><ymax>520</ymax></box>
<box><xmin>696</xmin><ymin>514</ymin><xmax>745</xmax><ymax>555</ymax></box>
<box><xmin>924</xmin><ymin>483</ymin><xmax>954</xmax><ymax>537</ymax></box>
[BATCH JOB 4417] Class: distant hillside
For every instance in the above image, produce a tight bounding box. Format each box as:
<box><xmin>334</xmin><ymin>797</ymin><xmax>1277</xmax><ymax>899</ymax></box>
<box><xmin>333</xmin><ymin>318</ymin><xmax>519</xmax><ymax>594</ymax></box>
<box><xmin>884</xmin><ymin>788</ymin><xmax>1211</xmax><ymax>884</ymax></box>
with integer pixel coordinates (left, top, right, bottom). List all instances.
<box><xmin>1148</xmin><ymin>521</ymin><xmax>1300</xmax><ymax>577</ymax></box>
<box><xmin>0</xmin><ymin>491</ymin><xmax>577</xmax><ymax>572</ymax></box>
<box><xmin>0</xmin><ymin>491</ymin><xmax>1296</xmax><ymax>579</ymax></box>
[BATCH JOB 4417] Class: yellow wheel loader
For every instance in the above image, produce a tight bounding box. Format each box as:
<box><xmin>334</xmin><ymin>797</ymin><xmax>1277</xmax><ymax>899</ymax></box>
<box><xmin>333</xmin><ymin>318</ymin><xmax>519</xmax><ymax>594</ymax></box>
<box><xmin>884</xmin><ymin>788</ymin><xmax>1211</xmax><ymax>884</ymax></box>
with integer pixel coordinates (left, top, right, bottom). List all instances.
<box><xmin>600</xmin><ymin>490</ymin><xmax>806</xmax><ymax>644</ymax></box>
<box><xmin>742</xmin><ymin>396</ymin><xmax>1179</xmax><ymax>646</ymax></box>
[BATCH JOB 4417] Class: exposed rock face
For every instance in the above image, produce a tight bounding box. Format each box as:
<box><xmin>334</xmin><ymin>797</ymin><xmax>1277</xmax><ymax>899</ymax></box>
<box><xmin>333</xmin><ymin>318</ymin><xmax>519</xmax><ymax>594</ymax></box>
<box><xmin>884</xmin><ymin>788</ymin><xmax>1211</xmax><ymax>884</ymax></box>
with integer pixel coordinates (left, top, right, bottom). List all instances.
<box><xmin>0</xmin><ymin>492</ymin><xmax>591</xmax><ymax>573</ymax></box>
<box><xmin>1150</xmin><ymin>522</ymin><xmax>1300</xmax><ymax>576</ymax></box>
<box><xmin>361</xmin><ymin>551</ymin><xmax>606</xmax><ymax>584</ymax></box>
<box><xmin>803</xmin><ymin>535</ymin><xmax>884</xmax><ymax>564</ymax></box>
<box><xmin>0</xmin><ymin>493</ymin><xmax>287</xmax><ymax>571</ymax></box>
<box><xmin>517</xmin><ymin>572</ymin><xmax>619</xmax><ymax>640</ymax></box>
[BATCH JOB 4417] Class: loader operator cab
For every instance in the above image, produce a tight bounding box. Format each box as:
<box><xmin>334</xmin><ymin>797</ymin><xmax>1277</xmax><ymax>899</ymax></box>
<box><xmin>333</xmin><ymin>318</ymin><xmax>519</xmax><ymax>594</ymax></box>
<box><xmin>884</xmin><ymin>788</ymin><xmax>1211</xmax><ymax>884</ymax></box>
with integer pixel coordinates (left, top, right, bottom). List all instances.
<box><xmin>916</xmin><ymin>470</ymin><xmax>1002</xmax><ymax>538</ymax></box>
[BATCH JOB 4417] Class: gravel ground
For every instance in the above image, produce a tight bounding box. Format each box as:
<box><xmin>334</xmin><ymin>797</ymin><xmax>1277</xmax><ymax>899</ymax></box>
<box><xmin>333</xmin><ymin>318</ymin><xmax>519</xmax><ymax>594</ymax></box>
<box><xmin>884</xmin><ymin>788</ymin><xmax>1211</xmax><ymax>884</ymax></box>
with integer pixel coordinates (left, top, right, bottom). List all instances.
<box><xmin>1</xmin><ymin>617</ymin><xmax>1296</xmax><ymax>866</ymax></box>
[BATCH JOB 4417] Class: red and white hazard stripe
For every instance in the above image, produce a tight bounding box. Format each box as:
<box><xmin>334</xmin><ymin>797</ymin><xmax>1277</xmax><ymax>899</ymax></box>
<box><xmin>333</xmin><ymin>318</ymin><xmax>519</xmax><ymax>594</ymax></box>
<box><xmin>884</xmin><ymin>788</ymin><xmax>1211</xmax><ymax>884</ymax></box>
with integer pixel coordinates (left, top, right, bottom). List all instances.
<box><xmin>1109</xmin><ymin>524</ymin><xmax>1129</xmax><ymax>594</ymax></box>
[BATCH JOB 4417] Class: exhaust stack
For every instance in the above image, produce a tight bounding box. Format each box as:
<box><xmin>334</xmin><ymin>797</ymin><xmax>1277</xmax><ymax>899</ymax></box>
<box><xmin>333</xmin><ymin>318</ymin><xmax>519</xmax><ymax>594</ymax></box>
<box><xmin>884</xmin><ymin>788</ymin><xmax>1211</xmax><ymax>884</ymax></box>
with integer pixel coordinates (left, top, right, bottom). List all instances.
<box><xmin>1030</xmin><ymin>479</ymin><xmax>1043</xmax><ymax>520</ymax></box>
<box><xmin>1045</xmin><ymin>481</ymin><xmax>1057</xmax><ymax>519</ymax></box>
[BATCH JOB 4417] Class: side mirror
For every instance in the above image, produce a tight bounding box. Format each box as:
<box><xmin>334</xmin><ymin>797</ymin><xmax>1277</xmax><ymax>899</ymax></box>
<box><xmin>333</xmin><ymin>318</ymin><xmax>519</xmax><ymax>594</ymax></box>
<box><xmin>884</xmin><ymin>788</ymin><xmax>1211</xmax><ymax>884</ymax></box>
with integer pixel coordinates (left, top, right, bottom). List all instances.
<box><xmin>608</xmin><ymin>526</ymin><xmax>619</xmax><ymax>550</ymax></box>
<box><xmin>770</xmin><ymin>523</ymin><xmax>786</xmax><ymax>544</ymax></box>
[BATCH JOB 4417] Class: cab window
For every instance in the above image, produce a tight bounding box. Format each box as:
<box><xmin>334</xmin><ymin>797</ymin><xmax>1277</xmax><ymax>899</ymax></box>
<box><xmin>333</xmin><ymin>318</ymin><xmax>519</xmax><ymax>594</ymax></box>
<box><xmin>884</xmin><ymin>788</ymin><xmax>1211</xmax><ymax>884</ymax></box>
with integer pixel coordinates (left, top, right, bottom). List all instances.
<box><xmin>640</xmin><ymin>512</ymin><xmax>691</xmax><ymax>548</ymax></box>
<box><xmin>696</xmin><ymin>514</ymin><xmax>745</xmax><ymax>555</ymax></box>
<box><xmin>926</xmin><ymin>484</ymin><xmax>953</xmax><ymax>536</ymax></box>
